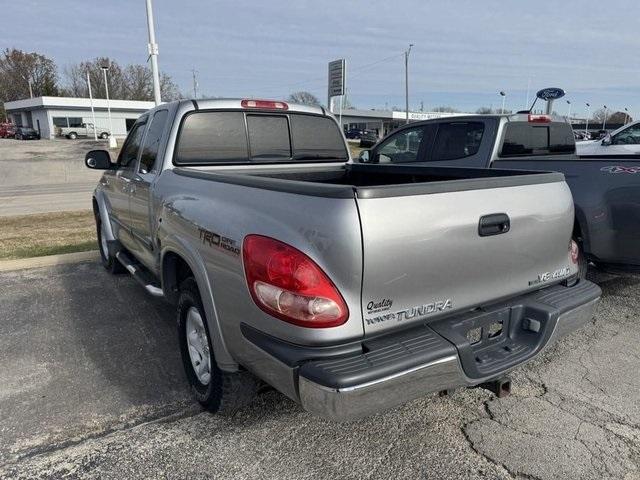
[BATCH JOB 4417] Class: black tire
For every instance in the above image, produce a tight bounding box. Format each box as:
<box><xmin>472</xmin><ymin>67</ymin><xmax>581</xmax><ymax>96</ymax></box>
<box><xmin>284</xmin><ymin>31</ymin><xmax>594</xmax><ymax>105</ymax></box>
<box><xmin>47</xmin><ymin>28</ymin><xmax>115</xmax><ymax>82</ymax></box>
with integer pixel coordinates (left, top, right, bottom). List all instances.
<box><xmin>95</xmin><ymin>212</ymin><xmax>126</xmax><ymax>274</ymax></box>
<box><xmin>100</xmin><ymin>132</ymin><xmax>109</xmax><ymax>139</ymax></box>
<box><xmin>68</xmin><ymin>132</ymin><xmax>77</xmax><ymax>140</ymax></box>
<box><xmin>177</xmin><ymin>278</ymin><xmax>259</xmax><ymax>415</ymax></box>
<box><xmin>575</xmin><ymin>239</ymin><xmax>588</xmax><ymax>281</ymax></box>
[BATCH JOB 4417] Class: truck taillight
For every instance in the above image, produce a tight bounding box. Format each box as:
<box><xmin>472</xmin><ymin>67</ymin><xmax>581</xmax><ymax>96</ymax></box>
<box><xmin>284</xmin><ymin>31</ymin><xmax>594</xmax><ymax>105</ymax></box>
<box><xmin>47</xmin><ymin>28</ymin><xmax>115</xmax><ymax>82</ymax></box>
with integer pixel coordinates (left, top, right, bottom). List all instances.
<box><xmin>240</xmin><ymin>99</ymin><xmax>289</xmax><ymax>110</ymax></box>
<box><xmin>528</xmin><ymin>114</ymin><xmax>551</xmax><ymax>123</ymax></box>
<box><xmin>242</xmin><ymin>235</ymin><xmax>348</xmax><ymax>328</ymax></box>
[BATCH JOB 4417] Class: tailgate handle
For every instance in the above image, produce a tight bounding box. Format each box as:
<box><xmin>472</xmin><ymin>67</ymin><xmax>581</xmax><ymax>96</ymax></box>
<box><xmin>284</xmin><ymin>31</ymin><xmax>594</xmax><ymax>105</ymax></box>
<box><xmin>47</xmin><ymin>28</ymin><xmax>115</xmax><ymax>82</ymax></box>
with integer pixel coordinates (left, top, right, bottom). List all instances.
<box><xmin>479</xmin><ymin>213</ymin><xmax>510</xmax><ymax>237</ymax></box>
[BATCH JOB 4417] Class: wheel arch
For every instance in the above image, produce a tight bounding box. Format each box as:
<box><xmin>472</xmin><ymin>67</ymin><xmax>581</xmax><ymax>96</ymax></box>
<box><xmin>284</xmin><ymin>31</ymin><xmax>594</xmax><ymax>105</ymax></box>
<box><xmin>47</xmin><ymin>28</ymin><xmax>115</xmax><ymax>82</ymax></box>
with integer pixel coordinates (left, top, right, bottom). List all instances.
<box><xmin>160</xmin><ymin>241</ymin><xmax>237</xmax><ymax>371</ymax></box>
<box><xmin>573</xmin><ymin>205</ymin><xmax>591</xmax><ymax>254</ymax></box>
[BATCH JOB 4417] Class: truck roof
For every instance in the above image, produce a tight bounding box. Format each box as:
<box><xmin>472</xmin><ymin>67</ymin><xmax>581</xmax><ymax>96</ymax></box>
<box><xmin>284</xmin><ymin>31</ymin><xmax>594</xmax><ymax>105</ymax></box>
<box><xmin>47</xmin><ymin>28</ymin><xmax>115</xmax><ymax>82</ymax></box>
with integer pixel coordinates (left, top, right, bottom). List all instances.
<box><xmin>173</xmin><ymin>98</ymin><xmax>328</xmax><ymax>116</ymax></box>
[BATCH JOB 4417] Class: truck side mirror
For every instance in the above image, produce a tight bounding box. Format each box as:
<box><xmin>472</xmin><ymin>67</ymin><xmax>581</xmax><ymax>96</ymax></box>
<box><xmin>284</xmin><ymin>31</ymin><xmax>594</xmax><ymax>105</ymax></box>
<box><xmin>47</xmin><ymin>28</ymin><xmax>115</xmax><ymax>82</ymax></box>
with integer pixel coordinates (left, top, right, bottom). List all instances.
<box><xmin>601</xmin><ymin>134</ymin><xmax>612</xmax><ymax>146</ymax></box>
<box><xmin>358</xmin><ymin>149</ymin><xmax>371</xmax><ymax>163</ymax></box>
<box><xmin>85</xmin><ymin>149</ymin><xmax>113</xmax><ymax>169</ymax></box>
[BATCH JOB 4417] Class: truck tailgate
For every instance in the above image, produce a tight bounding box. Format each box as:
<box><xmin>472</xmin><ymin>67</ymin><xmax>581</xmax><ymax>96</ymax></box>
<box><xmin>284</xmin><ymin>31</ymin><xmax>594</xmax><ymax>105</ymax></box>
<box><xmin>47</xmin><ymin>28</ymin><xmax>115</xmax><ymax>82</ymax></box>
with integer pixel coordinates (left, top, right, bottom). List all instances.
<box><xmin>357</xmin><ymin>178</ymin><xmax>577</xmax><ymax>335</ymax></box>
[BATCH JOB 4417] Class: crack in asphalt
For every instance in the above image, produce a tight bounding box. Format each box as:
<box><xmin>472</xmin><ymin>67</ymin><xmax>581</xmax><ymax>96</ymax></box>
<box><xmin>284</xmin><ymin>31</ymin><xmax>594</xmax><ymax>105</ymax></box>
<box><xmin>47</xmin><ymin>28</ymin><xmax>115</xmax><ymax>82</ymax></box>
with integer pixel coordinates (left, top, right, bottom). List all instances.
<box><xmin>2</xmin><ymin>403</ymin><xmax>201</xmax><ymax>469</ymax></box>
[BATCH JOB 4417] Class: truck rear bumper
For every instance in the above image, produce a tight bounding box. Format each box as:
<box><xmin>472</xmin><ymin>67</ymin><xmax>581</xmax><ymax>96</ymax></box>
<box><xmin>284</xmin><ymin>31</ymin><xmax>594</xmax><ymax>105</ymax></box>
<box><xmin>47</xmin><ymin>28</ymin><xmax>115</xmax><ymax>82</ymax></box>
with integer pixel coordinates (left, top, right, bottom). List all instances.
<box><xmin>243</xmin><ymin>280</ymin><xmax>600</xmax><ymax>421</ymax></box>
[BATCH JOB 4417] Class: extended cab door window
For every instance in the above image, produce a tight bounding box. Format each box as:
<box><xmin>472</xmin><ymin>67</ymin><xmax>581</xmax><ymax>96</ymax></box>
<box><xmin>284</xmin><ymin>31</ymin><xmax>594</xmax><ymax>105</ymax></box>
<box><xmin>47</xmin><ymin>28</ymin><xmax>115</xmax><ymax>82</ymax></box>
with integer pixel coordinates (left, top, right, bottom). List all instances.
<box><xmin>375</xmin><ymin>126</ymin><xmax>426</xmax><ymax>163</ymax></box>
<box><xmin>139</xmin><ymin>110</ymin><xmax>168</xmax><ymax>174</ymax></box>
<box><xmin>431</xmin><ymin>122</ymin><xmax>485</xmax><ymax>160</ymax></box>
<box><xmin>118</xmin><ymin>122</ymin><xmax>146</xmax><ymax>169</ymax></box>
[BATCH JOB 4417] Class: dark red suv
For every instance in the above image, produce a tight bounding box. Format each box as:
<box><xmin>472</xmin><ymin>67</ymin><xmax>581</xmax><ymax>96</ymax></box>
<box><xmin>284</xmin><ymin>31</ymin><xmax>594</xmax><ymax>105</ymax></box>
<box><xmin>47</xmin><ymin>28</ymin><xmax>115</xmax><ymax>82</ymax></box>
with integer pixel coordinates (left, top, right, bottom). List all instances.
<box><xmin>0</xmin><ymin>122</ymin><xmax>16</xmax><ymax>138</ymax></box>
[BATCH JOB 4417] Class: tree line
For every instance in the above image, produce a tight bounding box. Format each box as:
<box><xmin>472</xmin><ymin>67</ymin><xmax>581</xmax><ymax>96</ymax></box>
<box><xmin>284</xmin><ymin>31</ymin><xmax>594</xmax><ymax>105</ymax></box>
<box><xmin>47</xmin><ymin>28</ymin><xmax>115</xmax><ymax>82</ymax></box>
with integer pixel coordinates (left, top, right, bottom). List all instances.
<box><xmin>0</xmin><ymin>48</ymin><xmax>182</xmax><ymax>118</ymax></box>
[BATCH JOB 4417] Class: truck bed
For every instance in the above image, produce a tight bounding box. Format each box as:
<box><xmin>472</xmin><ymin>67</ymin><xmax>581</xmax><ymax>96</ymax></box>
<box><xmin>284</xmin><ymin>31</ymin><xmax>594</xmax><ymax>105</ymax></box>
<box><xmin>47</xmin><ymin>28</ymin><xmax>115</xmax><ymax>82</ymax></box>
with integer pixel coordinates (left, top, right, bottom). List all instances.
<box><xmin>175</xmin><ymin>164</ymin><xmax>564</xmax><ymax>199</ymax></box>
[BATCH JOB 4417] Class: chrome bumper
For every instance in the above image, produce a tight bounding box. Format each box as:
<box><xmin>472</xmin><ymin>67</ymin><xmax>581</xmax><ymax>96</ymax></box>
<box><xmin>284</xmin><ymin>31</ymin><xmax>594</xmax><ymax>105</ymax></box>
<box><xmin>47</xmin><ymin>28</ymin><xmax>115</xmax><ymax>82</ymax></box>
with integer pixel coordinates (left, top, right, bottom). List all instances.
<box><xmin>296</xmin><ymin>283</ymin><xmax>600</xmax><ymax>421</ymax></box>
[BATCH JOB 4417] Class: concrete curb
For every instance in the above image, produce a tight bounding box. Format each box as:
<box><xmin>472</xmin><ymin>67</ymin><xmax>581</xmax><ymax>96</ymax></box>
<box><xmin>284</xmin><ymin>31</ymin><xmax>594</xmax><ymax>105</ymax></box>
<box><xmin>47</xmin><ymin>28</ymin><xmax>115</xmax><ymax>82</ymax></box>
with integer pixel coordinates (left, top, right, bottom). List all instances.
<box><xmin>0</xmin><ymin>250</ymin><xmax>100</xmax><ymax>272</ymax></box>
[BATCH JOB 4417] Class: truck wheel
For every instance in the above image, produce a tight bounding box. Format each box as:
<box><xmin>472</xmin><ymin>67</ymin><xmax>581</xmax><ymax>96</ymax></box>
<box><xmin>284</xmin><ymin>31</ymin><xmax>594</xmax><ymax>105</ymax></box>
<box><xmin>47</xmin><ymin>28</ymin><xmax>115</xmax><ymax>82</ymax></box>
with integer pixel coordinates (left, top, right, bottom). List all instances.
<box><xmin>100</xmin><ymin>132</ymin><xmax>109</xmax><ymax>139</ymax></box>
<box><xmin>68</xmin><ymin>132</ymin><xmax>77</xmax><ymax>140</ymax></box>
<box><xmin>177</xmin><ymin>278</ymin><xmax>259</xmax><ymax>415</ymax></box>
<box><xmin>95</xmin><ymin>213</ymin><xmax>126</xmax><ymax>274</ymax></box>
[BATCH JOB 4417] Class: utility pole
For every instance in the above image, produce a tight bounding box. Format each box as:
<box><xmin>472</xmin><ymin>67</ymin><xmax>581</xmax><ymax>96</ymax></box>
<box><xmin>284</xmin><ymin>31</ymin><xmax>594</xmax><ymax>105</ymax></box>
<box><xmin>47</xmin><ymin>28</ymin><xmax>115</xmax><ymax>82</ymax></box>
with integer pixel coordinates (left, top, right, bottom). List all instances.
<box><xmin>585</xmin><ymin>103</ymin><xmax>590</xmax><ymax>137</ymax></box>
<box><xmin>191</xmin><ymin>68</ymin><xmax>199</xmax><ymax>99</ymax></box>
<box><xmin>624</xmin><ymin>107</ymin><xmax>629</xmax><ymax>124</ymax></box>
<box><xmin>566</xmin><ymin>100</ymin><xmax>571</xmax><ymax>120</ymax></box>
<box><xmin>27</xmin><ymin>78</ymin><xmax>34</xmax><ymax>98</ymax></box>
<box><xmin>86</xmin><ymin>71</ymin><xmax>98</xmax><ymax>141</ymax></box>
<box><xmin>499</xmin><ymin>91</ymin><xmax>506</xmax><ymax>114</ymax></box>
<box><xmin>145</xmin><ymin>0</ymin><xmax>162</xmax><ymax>105</ymax></box>
<box><xmin>404</xmin><ymin>44</ymin><xmax>413</xmax><ymax>124</ymax></box>
<box><xmin>101</xmin><ymin>63</ymin><xmax>117</xmax><ymax>148</ymax></box>
<box><xmin>602</xmin><ymin>105</ymin><xmax>607</xmax><ymax>131</ymax></box>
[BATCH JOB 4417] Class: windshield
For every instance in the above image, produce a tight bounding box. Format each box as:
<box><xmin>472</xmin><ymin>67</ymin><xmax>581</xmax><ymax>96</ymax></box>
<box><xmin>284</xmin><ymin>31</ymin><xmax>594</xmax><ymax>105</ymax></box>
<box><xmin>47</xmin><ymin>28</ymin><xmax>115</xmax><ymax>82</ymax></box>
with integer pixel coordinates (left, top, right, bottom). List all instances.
<box><xmin>174</xmin><ymin>111</ymin><xmax>348</xmax><ymax>165</ymax></box>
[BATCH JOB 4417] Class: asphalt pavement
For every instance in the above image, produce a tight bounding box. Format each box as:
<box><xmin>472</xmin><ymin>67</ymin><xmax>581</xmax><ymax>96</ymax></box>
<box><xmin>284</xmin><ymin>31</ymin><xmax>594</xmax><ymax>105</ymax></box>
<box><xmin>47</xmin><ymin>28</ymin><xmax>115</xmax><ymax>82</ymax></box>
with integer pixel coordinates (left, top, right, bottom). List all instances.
<box><xmin>0</xmin><ymin>262</ymin><xmax>638</xmax><ymax>479</ymax></box>
<box><xmin>0</xmin><ymin>139</ymin><xmax>105</xmax><ymax>216</ymax></box>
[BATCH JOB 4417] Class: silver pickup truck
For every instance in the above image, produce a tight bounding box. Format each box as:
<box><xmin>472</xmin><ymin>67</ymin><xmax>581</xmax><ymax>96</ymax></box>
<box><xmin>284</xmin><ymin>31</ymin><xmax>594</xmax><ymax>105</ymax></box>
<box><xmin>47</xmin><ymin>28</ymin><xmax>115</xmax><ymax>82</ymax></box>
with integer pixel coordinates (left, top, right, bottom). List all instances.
<box><xmin>85</xmin><ymin>98</ymin><xmax>601</xmax><ymax>420</ymax></box>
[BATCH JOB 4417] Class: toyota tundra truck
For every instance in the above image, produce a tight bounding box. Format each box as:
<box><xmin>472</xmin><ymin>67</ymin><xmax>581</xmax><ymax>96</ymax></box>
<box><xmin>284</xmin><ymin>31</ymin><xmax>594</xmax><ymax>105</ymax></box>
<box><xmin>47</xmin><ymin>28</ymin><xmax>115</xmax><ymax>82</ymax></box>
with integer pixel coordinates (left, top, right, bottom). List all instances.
<box><xmin>85</xmin><ymin>98</ymin><xmax>600</xmax><ymax>420</ymax></box>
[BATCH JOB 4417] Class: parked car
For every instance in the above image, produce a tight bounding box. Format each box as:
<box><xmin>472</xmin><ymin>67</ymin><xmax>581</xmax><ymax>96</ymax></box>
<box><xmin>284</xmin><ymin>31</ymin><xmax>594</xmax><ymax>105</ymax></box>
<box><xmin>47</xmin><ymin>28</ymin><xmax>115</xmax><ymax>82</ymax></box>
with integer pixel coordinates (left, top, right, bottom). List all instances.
<box><xmin>85</xmin><ymin>98</ymin><xmax>600</xmax><ymax>421</ymax></box>
<box><xmin>359</xmin><ymin>129</ymin><xmax>378</xmax><ymax>147</ymax></box>
<box><xmin>0</xmin><ymin>122</ymin><xmax>16</xmax><ymax>138</ymax></box>
<box><xmin>577</xmin><ymin>120</ymin><xmax>640</xmax><ymax>156</ymax></box>
<box><xmin>15</xmin><ymin>126</ymin><xmax>40</xmax><ymax>140</ymax></box>
<box><xmin>345</xmin><ymin>128</ymin><xmax>364</xmax><ymax>139</ymax></box>
<box><xmin>357</xmin><ymin>113</ymin><xmax>640</xmax><ymax>272</ymax></box>
<box><xmin>60</xmin><ymin>123</ymin><xmax>110</xmax><ymax>140</ymax></box>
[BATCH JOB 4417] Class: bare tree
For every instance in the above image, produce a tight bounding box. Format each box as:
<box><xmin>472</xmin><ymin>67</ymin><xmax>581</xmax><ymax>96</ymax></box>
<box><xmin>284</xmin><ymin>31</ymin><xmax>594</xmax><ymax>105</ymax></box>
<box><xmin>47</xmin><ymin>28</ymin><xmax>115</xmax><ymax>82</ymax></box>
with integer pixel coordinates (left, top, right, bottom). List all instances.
<box><xmin>0</xmin><ymin>48</ymin><xmax>59</xmax><ymax>117</ymax></box>
<box><xmin>433</xmin><ymin>106</ymin><xmax>460</xmax><ymax>113</ymax></box>
<box><xmin>63</xmin><ymin>57</ymin><xmax>181</xmax><ymax>101</ymax></box>
<box><xmin>288</xmin><ymin>91</ymin><xmax>321</xmax><ymax>106</ymax></box>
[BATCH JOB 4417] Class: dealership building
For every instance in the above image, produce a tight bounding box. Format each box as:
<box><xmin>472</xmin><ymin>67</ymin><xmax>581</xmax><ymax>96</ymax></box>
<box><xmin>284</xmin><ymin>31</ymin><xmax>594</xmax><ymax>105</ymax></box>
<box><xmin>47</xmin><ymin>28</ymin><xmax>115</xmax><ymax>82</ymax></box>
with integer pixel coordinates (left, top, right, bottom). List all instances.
<box><xmin>4</xmin><ymin>96</ymin><xmax>468</xmax><ymax>141</ymax></box>
<box><xmin>4</xmin><ymin>96</ymin><xmax>155</xmax><ymax>139</ymax></box>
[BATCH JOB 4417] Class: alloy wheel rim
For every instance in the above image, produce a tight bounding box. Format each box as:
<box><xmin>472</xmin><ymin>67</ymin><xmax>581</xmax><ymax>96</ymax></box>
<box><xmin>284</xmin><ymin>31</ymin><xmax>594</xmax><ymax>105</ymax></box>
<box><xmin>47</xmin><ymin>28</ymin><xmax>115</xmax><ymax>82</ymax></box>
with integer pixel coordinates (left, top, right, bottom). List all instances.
<box><xmin>185</xmin><ymin>306</ymin><xmax>211</xmax><ymax>385</ymax></box>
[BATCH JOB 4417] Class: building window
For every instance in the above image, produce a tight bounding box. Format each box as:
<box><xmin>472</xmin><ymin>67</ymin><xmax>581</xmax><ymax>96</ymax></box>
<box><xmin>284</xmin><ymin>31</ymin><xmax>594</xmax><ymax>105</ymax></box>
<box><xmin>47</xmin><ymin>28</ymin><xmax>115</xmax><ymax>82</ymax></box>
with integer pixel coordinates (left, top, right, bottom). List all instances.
<box><xmin>53</xmin><ymin>117</ymin><xmax>68</xmax><ymax>128</ymax></box>
<box><xmin>68</xmin><ymin>117</ymin><xmax>83</xmax><ymax>128</ymax></box>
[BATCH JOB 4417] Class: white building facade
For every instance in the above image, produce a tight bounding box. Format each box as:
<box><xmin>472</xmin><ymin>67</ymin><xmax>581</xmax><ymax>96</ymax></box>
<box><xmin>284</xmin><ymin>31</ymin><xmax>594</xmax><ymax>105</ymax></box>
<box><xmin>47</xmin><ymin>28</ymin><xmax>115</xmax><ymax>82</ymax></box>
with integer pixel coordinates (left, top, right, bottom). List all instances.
<box><xmin>4</xmin><ymin>96</ymin><xmax>155</xmax><ymax>139</ymax></box>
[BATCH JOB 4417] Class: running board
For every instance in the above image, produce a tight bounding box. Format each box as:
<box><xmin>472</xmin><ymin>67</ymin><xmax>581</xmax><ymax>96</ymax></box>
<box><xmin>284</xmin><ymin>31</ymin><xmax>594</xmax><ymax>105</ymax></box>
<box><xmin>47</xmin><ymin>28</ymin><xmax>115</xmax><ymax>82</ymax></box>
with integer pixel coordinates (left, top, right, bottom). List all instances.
<box><xmin>115</xmin><ymin>251</ymin><xmax>164</xmax><ymax>297</ymax></box>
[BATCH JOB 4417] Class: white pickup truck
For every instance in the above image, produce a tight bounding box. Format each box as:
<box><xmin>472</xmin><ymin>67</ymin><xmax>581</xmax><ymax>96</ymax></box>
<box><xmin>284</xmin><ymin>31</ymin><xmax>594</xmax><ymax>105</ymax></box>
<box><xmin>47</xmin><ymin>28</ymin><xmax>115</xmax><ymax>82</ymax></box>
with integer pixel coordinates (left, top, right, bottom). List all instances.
<box><xmin>60</xmin><ymin>123</ymin><xmax>110</xmax><ymax>140</ymax></box>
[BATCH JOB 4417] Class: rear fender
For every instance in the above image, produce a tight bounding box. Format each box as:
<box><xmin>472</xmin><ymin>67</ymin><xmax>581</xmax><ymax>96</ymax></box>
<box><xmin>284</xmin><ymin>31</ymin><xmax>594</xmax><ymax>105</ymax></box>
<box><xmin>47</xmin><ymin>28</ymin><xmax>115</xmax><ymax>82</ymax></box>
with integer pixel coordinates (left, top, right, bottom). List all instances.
<box><xmin>160</xmin><ymin>235</ymin><xmax>237</xmax><ymax>371</ymax></box>
<box><xmin>93</xmin><ymin>189</ymin><xmax>116</xmax><ymax>242</ymax></box>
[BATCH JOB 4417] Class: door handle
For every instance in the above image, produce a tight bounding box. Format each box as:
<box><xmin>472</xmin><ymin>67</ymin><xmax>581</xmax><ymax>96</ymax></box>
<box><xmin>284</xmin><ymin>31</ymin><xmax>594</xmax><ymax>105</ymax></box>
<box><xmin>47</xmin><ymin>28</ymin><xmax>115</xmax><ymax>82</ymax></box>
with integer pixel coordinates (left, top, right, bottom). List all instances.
<box><xmin>479</xmin><ymin>213</ymin><xmax>510</xmax><ymax>237</ymax></box>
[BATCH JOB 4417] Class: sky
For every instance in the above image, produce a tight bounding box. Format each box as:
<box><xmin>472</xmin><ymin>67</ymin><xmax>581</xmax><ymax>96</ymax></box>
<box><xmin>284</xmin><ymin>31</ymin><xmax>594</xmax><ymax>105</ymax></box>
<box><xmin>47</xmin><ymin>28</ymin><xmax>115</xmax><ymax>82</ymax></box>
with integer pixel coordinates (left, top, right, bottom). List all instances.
<box><xmin>3</xmin><ymin>0</ymin><xmax>640</xmax><ymax>118</ymax></box>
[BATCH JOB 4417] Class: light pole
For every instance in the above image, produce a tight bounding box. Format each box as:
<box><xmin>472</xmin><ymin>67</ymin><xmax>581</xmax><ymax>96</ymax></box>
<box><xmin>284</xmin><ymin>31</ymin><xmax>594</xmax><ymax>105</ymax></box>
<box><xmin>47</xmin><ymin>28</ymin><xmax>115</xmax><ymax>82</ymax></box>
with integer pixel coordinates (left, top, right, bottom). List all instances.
<box><xmin>145</xmin><ymin>0</ymin><xmax>162</xmax><ymax>106</ymax></box>
<box><xmin>404</xmin><ymin>43</ymin><xmax>414</xmax><ymax>124</ymax></box>
<box><xmin>602</xmin><ymin>105</ymin><xmax>607</xmax><ymax>131</ymax></box>
<box><xmin>86</xmin><ymin>71</ymin><xmax>98</xmax><ymax>141</ymax></box>
<box><xmin>499</xmin><ymin>91</ymin><xmax>506</xmax><ymax>114</ymax></box>
<box><xmin>585</xmin><ymin>103</ymin><xmax>590</xmax><ymax>136</ymax></box>
<box><xmin>566</xmin><ymin>100</ymin><xmax>571</xmax><ymax>120</ymax></box>
<box><xmin>624</xmin><ymin>107</ymin><xmax>629</xmax><ymax>124</ymax></box>
<box><xmin>100</xmin><ymin>63</ymin><xmax>117</xmax><ymax>148</ymax></box>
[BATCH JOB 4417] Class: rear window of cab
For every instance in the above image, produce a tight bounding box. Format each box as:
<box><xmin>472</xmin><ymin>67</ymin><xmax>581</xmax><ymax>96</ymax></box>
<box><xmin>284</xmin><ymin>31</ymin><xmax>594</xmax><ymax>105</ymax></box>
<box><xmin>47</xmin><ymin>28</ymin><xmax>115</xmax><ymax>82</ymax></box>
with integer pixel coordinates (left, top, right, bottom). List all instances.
<box><xmin>174</xmin><ymin>111</ymin><xmax>348</xmax><ymax>165</ymax></box>
<box><xmin>500</xmin><ymin>122</ymin><xmax>575</xmax><ymax>157</ymax></box>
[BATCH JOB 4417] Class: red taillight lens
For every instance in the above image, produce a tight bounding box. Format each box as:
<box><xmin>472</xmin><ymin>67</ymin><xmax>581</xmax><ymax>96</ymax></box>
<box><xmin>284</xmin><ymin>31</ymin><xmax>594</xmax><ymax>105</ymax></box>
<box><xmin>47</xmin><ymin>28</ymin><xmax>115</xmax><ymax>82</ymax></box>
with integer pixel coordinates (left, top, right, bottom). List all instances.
<box><xmin>242</xmin><ymin>235</ymin><xmax>348</xmax><ymax>328</ymax></box>
<box><xmin>569</xmin><ymin>240</ymin><xmax>580</xmax><ymax>264</ymax></box>
<box><xmin>528</xmin><ymin>114</ymin><xmax>551</xmax><ymax>123</ymax></box>
<box><xmin>240</xmin><ymin>99</ymin><xmax>289</xmax><ymax>110</ymax></box>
